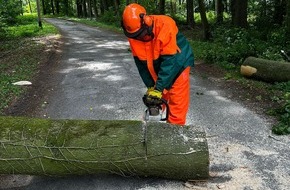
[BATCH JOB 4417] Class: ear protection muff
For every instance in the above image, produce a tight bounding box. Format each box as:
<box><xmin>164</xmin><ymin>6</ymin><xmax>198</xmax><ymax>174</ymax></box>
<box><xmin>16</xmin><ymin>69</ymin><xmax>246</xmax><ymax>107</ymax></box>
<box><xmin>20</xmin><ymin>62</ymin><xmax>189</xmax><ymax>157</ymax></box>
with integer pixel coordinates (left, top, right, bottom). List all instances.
<box><xmin>140</xmin><ymin>13</ymin><xmax>153</xmax><ymax>27</ymax></box>
<box><xmin>139</xmin><ymin>13</ymin><xmax>154</xmax><ymax>37</ymax></box>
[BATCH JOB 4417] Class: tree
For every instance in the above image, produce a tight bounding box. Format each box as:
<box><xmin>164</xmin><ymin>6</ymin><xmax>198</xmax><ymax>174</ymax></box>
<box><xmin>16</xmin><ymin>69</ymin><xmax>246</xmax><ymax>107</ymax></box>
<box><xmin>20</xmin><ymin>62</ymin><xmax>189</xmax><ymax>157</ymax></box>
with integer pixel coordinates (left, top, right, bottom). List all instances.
<box><xmin>50</xmin><ymin>0</ymin><xmax>54</xmax><ymax>15</ymax></box>
<box><xmin>187</xmin><ymin>0</ymin><xmax>195</xmax><ymax>28</ymax></box>
<box><xmin>273</xmin><ymin>0</ymin><xmax>287</xmax><ymax>25</ymax></box>
<box><xmin>215</xmin><ymin>0</ymin><xmax>224</xmax><ymax>23</ymax></box>
<box><xmin>87</xmin><ymin>0</ymin><xmax>92</xmax><ymax>19</ymax></box>
<box><xmin>0</xmin><ymin>0</ymin><xmax>23</xmax><ymax>24</ymax></box>
<box><xmin>159</xmin><ymin>0</ymin><xmax>165</xmax><ymax>14</ymax></box>
<box><xmin>92</xmin><ymin>0</ymin><xmax>98</xmax><ymax>19</ymax></box>
<box><xmin>231</xmin><ymin>0</ymin><xmax>248</xmax><ymax>28</ymax></box>
<box><xmin>197</xmin><ymin>0</ymin><xmax>211</xmax><ymax>40</ymax></box>
<box><xmin>286</xmin><ymin>0</ymin><xmax>290</xmax><ymax>40</ymax></box>
<box><xmin>28</xmin><ymin>0</ymin><xmax>33</xmax><ymax>13</ymax></box>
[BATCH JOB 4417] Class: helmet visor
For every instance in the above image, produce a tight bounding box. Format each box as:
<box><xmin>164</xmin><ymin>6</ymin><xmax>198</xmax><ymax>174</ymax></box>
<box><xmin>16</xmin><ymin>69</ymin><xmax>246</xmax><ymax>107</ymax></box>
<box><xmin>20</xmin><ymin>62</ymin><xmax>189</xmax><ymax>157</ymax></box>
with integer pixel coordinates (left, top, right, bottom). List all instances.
<box><xmin>122</xmin><ymin>24</ymin><xmax>153</xmax><ymax>42</ymax></box>
<box><xmin>122</xmin><ymin>24</ymin><xmax>146</xmax><ymax>38</ymax></box>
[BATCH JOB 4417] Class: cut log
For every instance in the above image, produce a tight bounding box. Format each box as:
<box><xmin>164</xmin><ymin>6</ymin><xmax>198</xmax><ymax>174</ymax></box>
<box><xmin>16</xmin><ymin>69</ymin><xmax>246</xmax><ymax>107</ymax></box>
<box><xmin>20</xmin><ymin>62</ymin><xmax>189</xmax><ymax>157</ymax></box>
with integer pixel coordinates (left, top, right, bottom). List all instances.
<box><xmin>241</xmin><ymin>56</ymin><xmax>290</xmax><ymax>82</ymax></box>
<box><xmin>0</xmin><ymin>116</ymin><xmax>209</xmax><ymax>180</ymax></box>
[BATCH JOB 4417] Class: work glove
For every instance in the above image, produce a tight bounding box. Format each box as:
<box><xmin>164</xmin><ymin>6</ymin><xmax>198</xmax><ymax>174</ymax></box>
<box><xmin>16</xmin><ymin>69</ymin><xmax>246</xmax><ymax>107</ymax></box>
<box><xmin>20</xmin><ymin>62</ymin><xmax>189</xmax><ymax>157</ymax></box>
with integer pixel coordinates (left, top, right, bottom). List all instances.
<box><xmin>146</xmin><ymin>87</ymin><xmax>155</xmax><ymax>94</ymax></box>
<box><xmin>143</xmin><ymin>89</ymin><xmax>163</xmax><ymax>107</ymax></box>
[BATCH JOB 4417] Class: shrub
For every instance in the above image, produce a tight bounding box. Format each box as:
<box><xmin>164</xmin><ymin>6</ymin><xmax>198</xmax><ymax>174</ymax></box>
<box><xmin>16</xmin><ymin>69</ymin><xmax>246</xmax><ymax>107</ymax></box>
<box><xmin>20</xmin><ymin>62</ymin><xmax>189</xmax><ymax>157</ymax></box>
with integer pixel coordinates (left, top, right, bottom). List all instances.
<box><xmin>272</xmin><ymin>92</ymin><xmax>290</xmax><ymax>135</ymax></box>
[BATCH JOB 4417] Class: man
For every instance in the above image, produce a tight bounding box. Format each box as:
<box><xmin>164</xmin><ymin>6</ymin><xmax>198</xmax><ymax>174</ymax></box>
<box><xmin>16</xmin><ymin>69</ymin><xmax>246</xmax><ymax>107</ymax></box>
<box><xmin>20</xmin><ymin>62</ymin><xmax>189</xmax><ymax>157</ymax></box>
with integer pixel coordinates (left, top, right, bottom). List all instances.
<box><xmin>121</xmin><ymin>3</ymin><xmax>194</xmax><ymax>125</ymax></box>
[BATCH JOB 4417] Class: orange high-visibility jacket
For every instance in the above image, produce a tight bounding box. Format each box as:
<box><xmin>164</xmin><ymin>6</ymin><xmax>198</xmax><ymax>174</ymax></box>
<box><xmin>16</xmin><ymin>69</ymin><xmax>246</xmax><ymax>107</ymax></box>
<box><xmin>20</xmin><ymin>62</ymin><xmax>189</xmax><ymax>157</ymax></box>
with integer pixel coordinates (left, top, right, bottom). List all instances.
<box><xmin>128</xmin><ymin>15</ymin><xmax>194</xmax><ymax>92</ymax></box>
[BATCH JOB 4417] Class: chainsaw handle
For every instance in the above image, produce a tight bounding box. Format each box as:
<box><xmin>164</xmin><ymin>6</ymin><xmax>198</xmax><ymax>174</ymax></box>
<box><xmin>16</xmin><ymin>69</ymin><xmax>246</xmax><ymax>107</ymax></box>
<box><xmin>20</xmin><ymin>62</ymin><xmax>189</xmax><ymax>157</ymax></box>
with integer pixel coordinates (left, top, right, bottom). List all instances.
<box><xmin>160</xmin><ymin>98</ymin><xmax>169</xmax><ymax>121</ymax></box>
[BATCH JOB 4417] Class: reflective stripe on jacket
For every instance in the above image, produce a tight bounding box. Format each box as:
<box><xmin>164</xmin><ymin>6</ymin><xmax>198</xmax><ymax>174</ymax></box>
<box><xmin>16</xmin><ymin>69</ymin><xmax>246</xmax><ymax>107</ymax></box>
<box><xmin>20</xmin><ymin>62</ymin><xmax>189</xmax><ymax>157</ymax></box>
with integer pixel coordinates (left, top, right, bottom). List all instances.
<box><xmin>128</xmin><ymin>15</ymin><xmax>194</xmax><ymax>92</ymax></box>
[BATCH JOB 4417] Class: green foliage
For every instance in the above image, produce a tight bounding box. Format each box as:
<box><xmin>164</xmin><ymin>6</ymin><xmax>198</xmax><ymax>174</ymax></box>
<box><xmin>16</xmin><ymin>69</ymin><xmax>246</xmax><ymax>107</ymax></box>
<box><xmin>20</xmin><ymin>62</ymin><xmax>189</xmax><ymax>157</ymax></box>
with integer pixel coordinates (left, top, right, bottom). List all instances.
<box><xmin>23</xmin><ymin>1</ymin><xmax>37</xmax><ymax>13</ymax></box>
<box><xmin>0</xmin><ymin>0</ymin><xmax>23</xmax><ymax>24</ymax></box>
<box><xmin>97</xmin><ymin>9</ymin><xmax>120</xmax><ymax>27</ymax></box>
<box><xmin>272</xmin><ymin>92</ymin><xmax>290</xmax><ymax>135</ymax></box>
<box><xmin>271</xmin><ymin>81</ymin><xmax>290</xmax><ymax>135</ymax></box>
<box><xmin>0</xmin><ymin>14</ymin><xmax>58</xmax><ymax>114</ymax></box>
<box><xmin>0</xmin><ymin>16</ymin><xmax>7</xmax><ymax>38</ymax></box>
<box><xmin>2</xmin><ymin>14</ymin><xmax>58</xmax><ymax>40</ymax></box>
<box><xmin>199</xmin><ymin>25</ymin><xmax>289</xmax><ymax>69</ymax></box>
<box><xmin>273</xmin><ymin>81</ymin><xmax>290</xmax><ymax>92</ymax></box>
<box><xmin>199</xmin><ymin>27</ymin><xmax>255</xmax><ymax>68</ymax></box>
<box><xmin>188</xmin><ymin>40</ymin><xmax>213</xmax><ymax>61</ymax></box>
<box><xmin>0</xmin><ymin>39</ymin><xmax>41</xmax><ymax>112</ymax></box>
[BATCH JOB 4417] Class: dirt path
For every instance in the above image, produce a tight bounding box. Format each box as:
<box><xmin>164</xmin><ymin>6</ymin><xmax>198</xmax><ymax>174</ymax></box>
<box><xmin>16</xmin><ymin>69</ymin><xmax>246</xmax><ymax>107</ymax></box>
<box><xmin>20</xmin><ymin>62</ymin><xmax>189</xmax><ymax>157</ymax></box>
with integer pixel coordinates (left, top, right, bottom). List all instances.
<box><xmin>2</xmin><ymin>18</ymin><xmax>290</xmax><ymax>190</ymax></box>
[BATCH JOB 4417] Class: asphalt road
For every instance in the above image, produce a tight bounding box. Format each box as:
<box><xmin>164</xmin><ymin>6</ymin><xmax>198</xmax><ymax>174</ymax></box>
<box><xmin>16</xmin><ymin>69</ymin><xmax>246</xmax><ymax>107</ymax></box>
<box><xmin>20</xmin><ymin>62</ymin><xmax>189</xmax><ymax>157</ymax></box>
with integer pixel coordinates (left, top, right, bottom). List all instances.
<box><xmin>1</xmin><ymin>18</ymin><xmax>289</xmax><ymax>190</ymax></box>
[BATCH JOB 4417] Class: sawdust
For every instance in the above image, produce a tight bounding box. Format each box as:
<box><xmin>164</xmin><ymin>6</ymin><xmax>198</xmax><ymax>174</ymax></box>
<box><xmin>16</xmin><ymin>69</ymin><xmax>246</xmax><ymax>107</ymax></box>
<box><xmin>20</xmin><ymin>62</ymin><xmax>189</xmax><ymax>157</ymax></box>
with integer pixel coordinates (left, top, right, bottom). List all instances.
<box><xmin>206</xmin><ymin>143</ymin><xmax>264</xmax><ymax>189</ymax></box>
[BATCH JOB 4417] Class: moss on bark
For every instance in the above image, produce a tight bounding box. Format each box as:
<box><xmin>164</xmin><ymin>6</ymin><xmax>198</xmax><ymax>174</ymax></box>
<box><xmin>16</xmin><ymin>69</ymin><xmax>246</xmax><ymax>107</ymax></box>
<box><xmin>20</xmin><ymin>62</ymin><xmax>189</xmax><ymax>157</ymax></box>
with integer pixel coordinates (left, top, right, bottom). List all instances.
<box><xmin>242</xmin><ymin>57</ymin><xmax>290</xmax><ymax>82</ymax></box>
<box><xmin>0</xmin><ymin>116</ymin><xmax>209</xmax><ymax>180</ymax></box>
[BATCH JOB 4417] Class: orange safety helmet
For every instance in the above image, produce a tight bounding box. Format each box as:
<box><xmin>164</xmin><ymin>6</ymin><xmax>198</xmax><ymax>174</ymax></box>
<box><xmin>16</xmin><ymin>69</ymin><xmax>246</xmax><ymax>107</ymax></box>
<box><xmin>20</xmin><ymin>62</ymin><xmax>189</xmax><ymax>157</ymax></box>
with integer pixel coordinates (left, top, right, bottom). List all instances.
<box><xmin>122</xmin><ymin>3</ymin><xmax>146</xmax><ymax>33</ymax></box>
<box><xmin>122</xmin><ymin>3</ymin><xmax>154</xmax><ymax>40</ymax></box>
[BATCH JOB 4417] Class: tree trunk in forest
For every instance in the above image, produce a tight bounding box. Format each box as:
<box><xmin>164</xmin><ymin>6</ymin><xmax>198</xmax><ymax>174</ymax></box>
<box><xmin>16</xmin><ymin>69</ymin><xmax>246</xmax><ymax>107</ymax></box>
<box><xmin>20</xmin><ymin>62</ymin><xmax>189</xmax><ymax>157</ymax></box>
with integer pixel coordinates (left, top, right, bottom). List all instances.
<box><xmin>87</xmin><ymin>0</ymin><xmax>92</xmax><ymax>19</ymax></box>
<box><xmin>55</xmin><ymin>0</ymin><xmax>60</xmax><ymax>14</ymax></box>
<box><xmin>215</xmin><ymin>0</ymin><xmax>224</xmax><ymax>23</ymax></box>
<box><xmin>187</xmin><ymin>0</ymin><xmax>195</xmax><ymax>28</ymax></box>
<box><xmin>241</xmin><ymin>57</ymin><xmax>290</xmax><ymax>82</ymax></box>
<box><xmin>50</xmin><ymin>0</ymin><xmax>55</xmax><ymax>15</ymax></box>
<box><xmin>159</xmin><ymin>0</ymin><xmax>166</xmax><ymax>14</ymax></box>
<box><xmin>41</xmin><ymin>0</ymin><xmax>47</xmax><ymax>15</ymax></box>
<box><xmin>273</xmin><ymin>0</ymin><xmax>286</xmax><ymax>26</ymax></box>
<box><xmin>0</xmin><ymin>117</ymin><xmax>209</xmax><ymax>180</ymax></box>
<box><xmin>170</xmin><ymin>0</ymin><xmax>177</xmax><ymax>16</ymax></box>
<box><xmin>76</xmin><ymin>0</ymin><xmax>83</xmax><ymax>17</ymax></box>
<box><xmin>83</xmin><ymin>0</ymin><xmax>87</xmax><ymax>18</ymax></box>
<box><xmin>197</xmin><ymin>0</ymin><xmax>211</xmax><ymax>40</ymax></box>
<box><xmin>100</xmin><ymin>0</ymin><xmax>104</xmax><ymax>14</ymax></box>
<box><xmin>114</xmin><ymin>0</ymin><xmax>120</xmax><ymax>18</ymax></box>
<box><xmin>92</xmin><ymin>0</ymin><xmax>98</xmax><ymax>19</ymax></box>
<box><xmin>64</xmin><ymin>0</ymin><xmax>69</xmax><ymax>16</ymax></box>
<box><xmin>26</xmin><ymin>0</ymin><xmax>32</xmax><ymax>13</ymax></box>
<box><xmin>101</xmin><ymin>0</ymin><xmax>108</xmax><ymax>12</ymax></box>
<box><xmin>286</xmin><ymin>0</ymin><xmax>290</xmax><ymax>38</ymax></box>
<box><xmin>230</xmin><ymin>0</ymin><xmax>235</xmax><ymax>21</ymax></box>
<box><xmin>232</xmin><ymin>0</ymin><xmax>248</xmax><ymax>28</ymax></box>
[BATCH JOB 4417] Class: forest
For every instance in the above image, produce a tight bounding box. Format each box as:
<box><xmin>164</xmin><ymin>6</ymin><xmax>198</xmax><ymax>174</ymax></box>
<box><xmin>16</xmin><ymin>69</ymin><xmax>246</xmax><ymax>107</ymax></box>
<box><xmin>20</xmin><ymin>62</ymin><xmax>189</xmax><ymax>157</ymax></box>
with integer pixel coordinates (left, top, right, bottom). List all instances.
<box><xmin>0</xmin><ymin>0</ymin><xmax>290</xmax><ymax>134</ymax></box>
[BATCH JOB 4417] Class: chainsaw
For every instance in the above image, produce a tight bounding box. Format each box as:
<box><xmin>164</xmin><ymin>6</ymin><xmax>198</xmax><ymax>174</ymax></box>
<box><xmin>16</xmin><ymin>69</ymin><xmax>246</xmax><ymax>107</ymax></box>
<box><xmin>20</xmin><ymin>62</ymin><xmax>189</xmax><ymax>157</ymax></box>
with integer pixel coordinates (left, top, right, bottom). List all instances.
<box><xmin>143</xmin><ymin>97</ymin><xmax>169</xmax><ymax>122</ymax></box>
<box><xmin>142</xmin><ymin>96</ymin><xmax>169</xmax><ymax>159</ymax></box>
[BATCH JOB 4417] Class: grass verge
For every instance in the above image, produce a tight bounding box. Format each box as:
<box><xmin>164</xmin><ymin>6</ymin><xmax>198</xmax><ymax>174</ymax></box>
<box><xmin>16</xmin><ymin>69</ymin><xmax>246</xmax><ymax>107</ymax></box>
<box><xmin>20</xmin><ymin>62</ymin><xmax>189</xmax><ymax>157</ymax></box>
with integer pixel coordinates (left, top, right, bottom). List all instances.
<box><xmin>0</xmin><ymin>14</ymin><xmax>58</xmax><ymax>114</ymax></box>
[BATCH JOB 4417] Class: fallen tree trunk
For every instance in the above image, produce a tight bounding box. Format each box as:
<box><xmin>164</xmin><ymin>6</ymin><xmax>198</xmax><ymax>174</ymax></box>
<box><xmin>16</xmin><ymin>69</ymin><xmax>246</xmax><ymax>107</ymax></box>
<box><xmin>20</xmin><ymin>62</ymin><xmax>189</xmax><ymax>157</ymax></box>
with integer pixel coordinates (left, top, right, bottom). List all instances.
<box><xmin>241</xmin><ymin>56</ymin><xmax>290</xmax><ymax>82</ymax></box>
<box><xmin>0</xmin><ymin>116</ymin><xmax>209</xmax><ymax>180</ymax></box>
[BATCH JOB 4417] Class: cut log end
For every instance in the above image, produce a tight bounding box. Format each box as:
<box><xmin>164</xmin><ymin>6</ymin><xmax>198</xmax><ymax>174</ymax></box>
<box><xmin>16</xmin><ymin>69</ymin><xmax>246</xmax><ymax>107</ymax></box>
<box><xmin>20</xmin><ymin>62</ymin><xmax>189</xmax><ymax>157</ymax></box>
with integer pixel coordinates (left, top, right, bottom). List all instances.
<box><xmin>240</xmin><ymin>65</ymin><xmax>257</xmax><ymax>77</ymax></box>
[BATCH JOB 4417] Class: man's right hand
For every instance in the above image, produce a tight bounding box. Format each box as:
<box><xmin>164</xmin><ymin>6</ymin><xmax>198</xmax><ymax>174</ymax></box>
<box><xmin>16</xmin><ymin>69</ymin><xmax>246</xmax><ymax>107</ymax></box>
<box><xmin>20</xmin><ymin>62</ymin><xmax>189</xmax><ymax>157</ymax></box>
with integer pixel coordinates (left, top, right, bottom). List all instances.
<box><xmin>143</xmin><ymin>89</ymin><xmax>163</xmax><ymax>107</ymax></box>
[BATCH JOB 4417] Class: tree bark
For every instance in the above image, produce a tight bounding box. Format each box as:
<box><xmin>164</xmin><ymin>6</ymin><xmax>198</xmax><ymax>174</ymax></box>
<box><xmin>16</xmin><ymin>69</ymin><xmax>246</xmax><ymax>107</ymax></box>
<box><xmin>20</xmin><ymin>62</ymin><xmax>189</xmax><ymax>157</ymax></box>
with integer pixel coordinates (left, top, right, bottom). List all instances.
<box><xmin>87</xmin><ymin>0</ymin><xmax>92</xmax><ymax>19</ymax></box>
<box><xmin>187</xmin><ymin>0</ymin><xmax>195</xmax><ymax>28</ymax></box>
<box><xmin>92</xmin><ymin>0</ymin><xmax>98</xmax><ymax>19</ymax></box>
<box><xmin>0</xmin><ymin>117</ymin><xmax>209</xmax><ymax>180</ymax></box>
<box><xmin>286</xmin><ymin>0</ymin><xmax>290</xmax><ymax>38</ymax></box>
<box><xmin>215</xmin><ymin>0</ymin><xmax>224</xmax><ymax>24</ymax></box>
<box><xmin>232</xmin><ymin>0</ymin><xmax>248</xmax><ymax>28</ymax></box>
<box><xmin>273</xmin><ymin>0</ymin><xmax>286</xmax><ymax>26</ymax></box>
<box><xmin>197</xmin><ymin>0</ymin><xmax>211</xmax><ymax>40</ymax></box>
<box><xmin>159</xmin><ymin>0</ymin><xmax>166</xmax><ymax>14</ymax></box>
<box><xmin>41</xmin><ymin>0</ymin><xmax>47</xmax><ymax>15</ymax></box>
<box><xmin>241</xmin><ymin>57</ymin><xmax>290</xmax><ymax>82</ymax></box>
